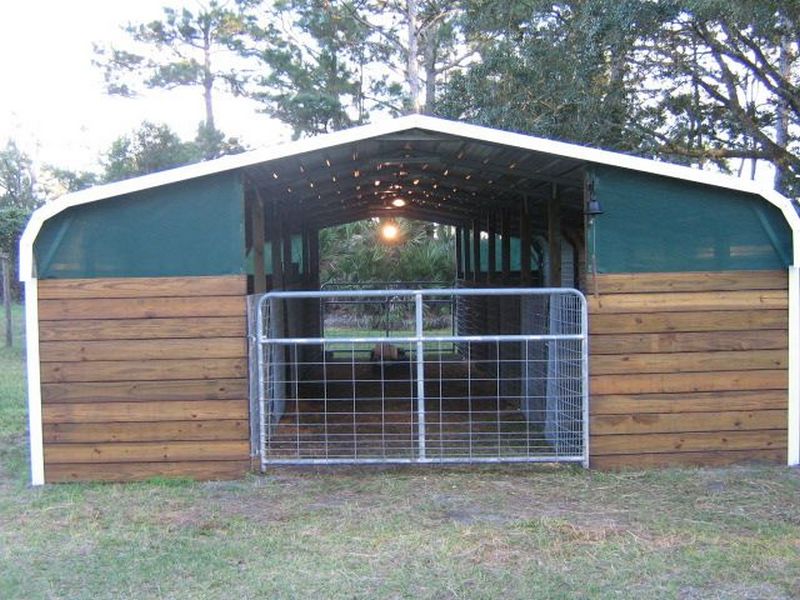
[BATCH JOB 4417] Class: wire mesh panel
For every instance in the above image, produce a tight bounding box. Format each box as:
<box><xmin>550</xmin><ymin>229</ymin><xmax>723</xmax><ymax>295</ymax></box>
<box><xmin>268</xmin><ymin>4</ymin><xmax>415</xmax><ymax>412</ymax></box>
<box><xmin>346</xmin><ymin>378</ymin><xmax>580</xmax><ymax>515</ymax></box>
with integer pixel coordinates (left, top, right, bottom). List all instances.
<box><xmin>252</xmin><ymin>288</ymin><xmax>588</xmax><ymax>468</ymax></box>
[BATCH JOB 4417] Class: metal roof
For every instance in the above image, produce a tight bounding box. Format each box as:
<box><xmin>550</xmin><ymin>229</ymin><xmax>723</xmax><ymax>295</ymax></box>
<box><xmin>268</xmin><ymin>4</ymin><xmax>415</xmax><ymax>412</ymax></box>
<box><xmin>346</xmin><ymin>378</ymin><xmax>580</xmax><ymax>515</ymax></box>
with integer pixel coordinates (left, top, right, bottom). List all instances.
<box><xmin>19</xmin><ymin>114</ymin><xmax>800</xmax><ymax>280</ymax></box>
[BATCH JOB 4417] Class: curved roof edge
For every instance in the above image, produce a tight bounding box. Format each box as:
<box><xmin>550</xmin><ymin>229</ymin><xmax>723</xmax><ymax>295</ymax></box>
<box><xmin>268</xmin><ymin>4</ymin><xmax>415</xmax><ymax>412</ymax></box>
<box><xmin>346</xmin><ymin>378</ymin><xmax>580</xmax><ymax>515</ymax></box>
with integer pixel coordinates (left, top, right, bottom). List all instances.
<box><xmin>19</xmin><ymin>114</ymin><xmax>800</xmax><ymax>281</ymax></box>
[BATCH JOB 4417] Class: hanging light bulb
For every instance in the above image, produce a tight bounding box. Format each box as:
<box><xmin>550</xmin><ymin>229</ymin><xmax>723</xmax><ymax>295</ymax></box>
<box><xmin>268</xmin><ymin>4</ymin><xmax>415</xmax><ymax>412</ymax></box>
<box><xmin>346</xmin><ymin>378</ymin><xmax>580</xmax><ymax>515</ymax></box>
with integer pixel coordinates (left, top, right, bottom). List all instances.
<box><xmin>381</xmin><ymin>221</ymin><xmax>400</xmax><ymax>241</ymax></box>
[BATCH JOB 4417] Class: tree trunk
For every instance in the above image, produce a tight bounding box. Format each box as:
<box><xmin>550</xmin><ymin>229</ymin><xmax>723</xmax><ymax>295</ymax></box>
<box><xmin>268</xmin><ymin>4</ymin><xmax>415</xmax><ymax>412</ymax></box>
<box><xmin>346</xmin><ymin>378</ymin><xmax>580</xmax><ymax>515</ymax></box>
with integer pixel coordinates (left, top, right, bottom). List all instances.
<box><xmin>405</xmin><ymin>0</ymin><xmax>421</xmax><ymax>113</ymax></box>
<box><xmin>423</xmin><ymin>26</ymin><xmax>438</xmax><ymax>114</ymax></box>
<box><xmin>2</xmin><ymin>255</ymin><xmax>11</xmax><ymax>349</ymax></box>
<box><xmin>203</xmin><ymin>24</ymin><xmax>216</xmax><ymax>132</ymax></box>
<box><xmin>774</xmin><ymin>34</ymin><xmax>791</xmax><ymax>193</ymax></box>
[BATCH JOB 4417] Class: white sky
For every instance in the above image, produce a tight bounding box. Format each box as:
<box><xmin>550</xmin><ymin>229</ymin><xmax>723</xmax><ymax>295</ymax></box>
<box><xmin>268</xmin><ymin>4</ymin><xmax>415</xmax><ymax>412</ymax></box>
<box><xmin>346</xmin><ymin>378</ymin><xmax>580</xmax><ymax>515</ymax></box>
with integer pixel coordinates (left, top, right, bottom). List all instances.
<box><xmin>0</xmin><ymin>0</ymin><xmax>291</xmax><ymax>173</ymax></box>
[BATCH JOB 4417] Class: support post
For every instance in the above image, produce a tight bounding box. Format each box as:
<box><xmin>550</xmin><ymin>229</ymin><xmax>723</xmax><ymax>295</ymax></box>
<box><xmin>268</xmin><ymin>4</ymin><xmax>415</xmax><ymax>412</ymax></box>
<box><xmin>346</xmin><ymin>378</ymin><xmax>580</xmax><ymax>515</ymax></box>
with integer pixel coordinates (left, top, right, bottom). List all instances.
<box><xmin>520</xmin><ymin>197</ymin><xmax>532</xmax><ymax>286</ymax></box>
<box><xmin>455</xmin><ymin>227</ymin><xmax>463</xmax><ymax>280</ymax></box>
<box><xmin>415</xmin><ymin>292</ymin><xmax>426</xmax><ymax>460</ymax></box>
<box><xmin>487</xmin><ymin>213</ymin><xmax>496</xmax><ymax>284</ymax></box>
<box><xmin>251</xmin><ymin>190</ymin><xmax>267</xmax><ymax>294</ymax></box>
<box><xmin>270</xmin><ymin>202</ymin><xmax>283</xmax><ymax>291</ymax></box>
<box><xmin>472</xmin><ymin>218</ymin><xmax>481</xmax><ymax>284</ymax></box>
<box><xmin>501</xmin><ymin>209</ymin><xmax>511</xmax><ymax>281</ymax></box>
<box><xmin>548</xmin><ymin>184</ymin><xmax>561</xmax><ymax>287</ymax></box>
<box><xmin>462</xmin><ymin>226</ymin><xmax>471</xmax><ymax>280</ymax></box>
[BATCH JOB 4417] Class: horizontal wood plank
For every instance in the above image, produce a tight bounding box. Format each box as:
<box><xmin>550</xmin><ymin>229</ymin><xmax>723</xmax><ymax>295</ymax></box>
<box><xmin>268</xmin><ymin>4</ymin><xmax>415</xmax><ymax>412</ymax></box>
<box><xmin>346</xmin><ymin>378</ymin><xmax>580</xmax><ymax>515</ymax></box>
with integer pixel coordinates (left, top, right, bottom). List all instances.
<box><xmin>589</xmin><ymin>310</ymin><xmax>787</xmax><ymax>334</ymax></box>
<box><xmin>591</xmin><ymin>410</ymin><xmax>786</xmax><ymax>436</ymax></box>
<box><xmin>44</xmin><ymin>440</ymin><xmax>250</xmax><ymax>464</ymax></box>
<box><xmin>40</xmin><ymin>338</ymin><xmax>247</xmax><ymax>363</ymax></box>
<box><xmin>589</xmin><ymin>270</ymin><xmax>787</xmax><ymax>294</ymax></box>
<box><xmin>38</xmin><ymin>275</ymin><xmax>246</xmax><ymax>300</ymax></box>
<box><xmin>590</xmin><ymin>429</ymin><xmax>786</xmax><ymax>455</ymax></box>
<box><xmin>590</xmin><ymin>449</ymin><xmax>785</xmax><ymax>469</ymax></box>
<box><xmin>590</xmin><ymin>369</ymin><xmax>787</xmax><ymax>395</ymax></box>
<box><xmin>45</xmin><ymin>460</ymin><xmax>251</xmax><ymax>482</ymax></box>
<box><xmin>43</xmin><ymin>400</ymin><xmax>248</xmax><ymax>424</ymax></box>
<box><xmin>41</xmin><ymin>358</ymin><xmax>247</xmax><ymax>383</ymax></box>
<box><xmin>588</xmin><ymin>290</ymin><xmax>787</xmax><ymax>314</ymax></box>
<box><xmin>590</xmin><ymin>349</ymin><xmax>787</xmax><ymax>376</ymax></box>
<box><xmin>39</xmin><ymin>296</ymin><xmax>245</xmax><ymax>321</ymax></box>
<box><xmin>42</xmin><ymin>378</ymin><xmax>247</xmax><ymax>403</ymax></box>
<box><xmin>590</xmin><ymin>330</ymin><xmax>787</xmax><ymax>355</ymax></box>
<box><xmin>590</xmin><ymin>390</ymin><xmax>787</xmax><ymax>415</ymax></box>
<box><xmin>43</xmin><ymin>420</ymin><xmax>248</xmax><ymax>443</ymax></box>
<box><xmin>39</xmin><ymin>316</ymin><xmax>246</xmax><ymax>342</ymax></box>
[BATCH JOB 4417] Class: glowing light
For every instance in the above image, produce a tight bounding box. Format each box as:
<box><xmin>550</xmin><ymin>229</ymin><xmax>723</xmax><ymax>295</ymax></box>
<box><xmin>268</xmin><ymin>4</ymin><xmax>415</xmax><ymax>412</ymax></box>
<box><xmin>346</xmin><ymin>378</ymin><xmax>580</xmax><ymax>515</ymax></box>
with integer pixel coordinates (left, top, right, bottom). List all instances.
<box><xmin>381</xmin><ymin>222</ymin><xmax>400</xmax><ymax>241</ymax></box>
<box><xmin>391</xmin><ymin>198</ymin><xmax>406</xmax><ymax>207</ymax></box>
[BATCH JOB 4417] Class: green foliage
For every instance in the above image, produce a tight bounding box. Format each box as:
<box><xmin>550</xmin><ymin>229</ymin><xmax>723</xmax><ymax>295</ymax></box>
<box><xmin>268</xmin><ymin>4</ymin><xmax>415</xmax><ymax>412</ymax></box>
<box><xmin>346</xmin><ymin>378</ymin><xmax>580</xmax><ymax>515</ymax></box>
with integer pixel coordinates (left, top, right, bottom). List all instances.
<box><xmin>438</xmin><ymin>0</ymin><xmax>662</xmax><ymax>151</ymax></box>
<box><xmin>43</xmin><ymin>166</ymin><xmax>99</xmax><ymax>194</ymax></box>
<box><xmin>0</xmin><ymin>140</ymin><xmax>39</xmax><ymax>211</ymax></box>
<box><xmin>247</xmin><ymin>0</ymin><xmax>370</xmax><ymax>138</ymax></box>
<box><xmin>319</xmin><ymin>218</ymin><xmax>455</xmax><ymax>285</ymax></box>
<box><xmin>101</xmin><ymin>121</ymin><xmax>246</xmax><ymax>183</ymax></box>
<box><xmin>101</xmin><ymin>121</ymin><xmax>201</xmax><ymax>182</ymax></box>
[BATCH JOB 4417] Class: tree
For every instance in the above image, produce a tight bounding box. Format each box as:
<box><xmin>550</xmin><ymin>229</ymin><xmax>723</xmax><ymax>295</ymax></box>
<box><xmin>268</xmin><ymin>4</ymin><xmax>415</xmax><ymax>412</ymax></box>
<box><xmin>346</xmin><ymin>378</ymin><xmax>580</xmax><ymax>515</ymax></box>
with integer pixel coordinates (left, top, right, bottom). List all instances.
<box><xmin>101</xmin><ymin>121</ymin><xmax>202</xmax><ymax>182</ymax></box>
<box><xmin>439</xmin><ymin>1</ymin><xmax>663</xmax><ymax>151</ymax></box>
<box><xmin>639</xmin><ymin>0</ymin><xmax>800</xmax><ymax>194</ymax></box>
<box><xmin>0</xmin><ymin>206</ymin><xmax>29</xmax><ymax>347</ymax></box>
<box><xmin>0</xmin><ymin>139</ymin><xmax>39</xmax><ymax>210</ymax></box>
<box><xmin>245</xmin><ymin>0</ymin><xmax>479</xmax><ymax>136</ymax></box>
<box><xmin>94</xmin><ymin>1</ymin><xmax>258</xmax><ymax>154</ymax></box>
<box><xmin>247</xmin><ymin>0</ymin><xmax>370</xmax><ymax>137</ymax></box>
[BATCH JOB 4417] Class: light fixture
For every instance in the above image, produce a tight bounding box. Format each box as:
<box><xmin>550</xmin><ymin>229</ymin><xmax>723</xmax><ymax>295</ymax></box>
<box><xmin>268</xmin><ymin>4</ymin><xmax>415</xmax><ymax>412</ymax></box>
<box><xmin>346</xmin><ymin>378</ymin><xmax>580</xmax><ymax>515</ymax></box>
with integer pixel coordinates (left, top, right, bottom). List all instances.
<box><xmin>586</xmin><ymin>181</ymin><xmax>604</xmax><ymax>217</ymax></box>
<box><xmin>391</xmin><ymin>198</ymin><xmax>406</xmax><ymax>208</ymax></box>
<box><xmin>381</xmin><ymin>221</ymin><xmax>400</xmax><ymax>242</ymax></box>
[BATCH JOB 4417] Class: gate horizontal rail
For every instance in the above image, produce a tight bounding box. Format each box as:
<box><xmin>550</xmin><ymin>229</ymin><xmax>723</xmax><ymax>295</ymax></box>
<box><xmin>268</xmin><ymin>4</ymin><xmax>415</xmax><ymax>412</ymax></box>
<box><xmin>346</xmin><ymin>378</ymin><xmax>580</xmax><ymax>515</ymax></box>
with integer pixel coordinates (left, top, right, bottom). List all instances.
<box><xmin>252</xmin><ymin>288</ymin><xmax>588</xmax><ymax>469</ymax></box>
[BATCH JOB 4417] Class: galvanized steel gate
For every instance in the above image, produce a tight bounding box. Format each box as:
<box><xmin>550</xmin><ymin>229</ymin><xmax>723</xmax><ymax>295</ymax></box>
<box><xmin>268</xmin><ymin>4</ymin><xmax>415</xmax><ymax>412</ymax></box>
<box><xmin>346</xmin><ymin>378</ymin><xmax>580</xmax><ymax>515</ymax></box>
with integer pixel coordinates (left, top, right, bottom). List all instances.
<box><xmin>249</xmin><ymin>288</ymin><xmax>588</xmax><ymax>469</ymax></box>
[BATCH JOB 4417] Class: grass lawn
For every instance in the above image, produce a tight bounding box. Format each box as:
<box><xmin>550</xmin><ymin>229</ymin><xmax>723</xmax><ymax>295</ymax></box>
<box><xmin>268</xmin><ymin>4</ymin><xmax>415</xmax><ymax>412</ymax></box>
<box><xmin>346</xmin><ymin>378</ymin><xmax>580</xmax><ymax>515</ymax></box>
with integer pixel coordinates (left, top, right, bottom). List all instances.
<box><xmin>1</xmin><ymin>304</ymin><xmax>799</xmax><ymax>598</ymax></box>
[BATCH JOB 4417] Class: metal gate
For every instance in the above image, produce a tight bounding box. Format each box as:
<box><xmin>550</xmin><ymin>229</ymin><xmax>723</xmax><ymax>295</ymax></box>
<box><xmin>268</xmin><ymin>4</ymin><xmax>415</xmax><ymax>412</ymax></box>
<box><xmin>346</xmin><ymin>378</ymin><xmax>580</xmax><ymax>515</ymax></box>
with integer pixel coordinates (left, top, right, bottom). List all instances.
<box><xmin>249</xmin><ymin>288</ymin><xmax>588</xmax><ymax>469</ymax></box>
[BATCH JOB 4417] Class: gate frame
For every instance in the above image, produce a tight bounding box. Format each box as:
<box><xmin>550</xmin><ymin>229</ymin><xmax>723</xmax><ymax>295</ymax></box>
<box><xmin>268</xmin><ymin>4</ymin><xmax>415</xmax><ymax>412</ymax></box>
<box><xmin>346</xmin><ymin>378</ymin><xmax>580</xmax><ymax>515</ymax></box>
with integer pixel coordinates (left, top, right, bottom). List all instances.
<box><xmin>252</xmin><ymin>287</ymin><xmax>589</xmax><ymax>469</ymax></box>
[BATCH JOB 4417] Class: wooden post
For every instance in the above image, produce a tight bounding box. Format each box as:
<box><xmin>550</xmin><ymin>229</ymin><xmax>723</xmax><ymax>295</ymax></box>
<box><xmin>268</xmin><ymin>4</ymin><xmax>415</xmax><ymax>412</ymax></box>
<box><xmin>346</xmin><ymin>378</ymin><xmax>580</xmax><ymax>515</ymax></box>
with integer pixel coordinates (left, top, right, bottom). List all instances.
<box><xmin>501</xmin><ymin>209</ymin><xmax>511</xmax><ymax>281</ymax></box>
<box><xmin>2</xmin><ymin>254</ymin><xmax>11</xmax><ymax>348</ymax></box>
<box><xmin>487</xmin><ymin>213</ymin><xmax>496</xmax><ymax>284</ymax></box>
<box><xmin>520</xmin><ymin>197</ymin><xmax>532</xmax><ymax>286</ymax></box>
<box><xmin>462</xmin><ymin>226</ymin><xmax>472</xmax><ymax>280</ymax></box>
<box><xmin>251</xmin><ymin>190</ymin><xmax>267</xmax><ymax>294</ymax></box>
<box><xmin>548</xmin><ymin>183</ymin><xmax>561</xmax><ymax>287</ymax></box>
<box><xmin>308</xmin><ymin>227</ymin><xmax>320</xmax><ymax>289</ymax></box>
<box><xmin>270</xmin><ymin>202</ymin><xmax>283</xmax><ymax>291</ymax></box>
<box><xmin>455</xmin><ymin>226</ymin><xmax>463</xmax><ymax>280</ymax></box>
<box><xmin>472</xmin><ymin>218</ymin><xmax>481</xmax><ymax>284</ymax></box>
<box><xmin>283</xmin><ymin>222</ymin><xmax>294</xmax><ymax>283</ymax></box>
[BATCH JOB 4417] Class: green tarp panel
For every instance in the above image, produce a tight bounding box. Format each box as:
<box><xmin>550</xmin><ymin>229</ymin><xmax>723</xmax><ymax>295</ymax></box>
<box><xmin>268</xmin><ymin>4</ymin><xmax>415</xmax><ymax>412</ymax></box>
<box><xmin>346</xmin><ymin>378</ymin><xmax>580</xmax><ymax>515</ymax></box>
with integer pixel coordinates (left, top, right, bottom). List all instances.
<box><xmin>460</xmin><ymin>235</ymin><xmax>538</xmax><ymax>273</ymax></box>
<box><xmin>245</xmin><ymin>235</ymin><xmax>305</xmax><ymax>276</ymax></box>
<box><xmin>35</xmin><ymin>172</ymin><xmax>245</xmax><ymax>279</ymax></box>
<box><xmin>592</xmin><ymin>166</ymin><xmax>792</xmax><ymax>273</ymax></box>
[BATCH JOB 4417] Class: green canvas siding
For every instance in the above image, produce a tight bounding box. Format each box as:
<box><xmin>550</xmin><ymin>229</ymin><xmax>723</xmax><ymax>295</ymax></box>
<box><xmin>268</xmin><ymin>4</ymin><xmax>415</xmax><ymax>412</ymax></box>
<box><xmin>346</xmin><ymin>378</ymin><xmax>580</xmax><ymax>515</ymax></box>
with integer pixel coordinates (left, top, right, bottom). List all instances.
<box><xmin>35</xmin><ymin>172</ymin><xmax>245</xmax><ymax>279</ymax></box>
<box><xmin>592</xmin><ymin>166</ymin><xmax>792</xmax><ymax>273</ymax></box>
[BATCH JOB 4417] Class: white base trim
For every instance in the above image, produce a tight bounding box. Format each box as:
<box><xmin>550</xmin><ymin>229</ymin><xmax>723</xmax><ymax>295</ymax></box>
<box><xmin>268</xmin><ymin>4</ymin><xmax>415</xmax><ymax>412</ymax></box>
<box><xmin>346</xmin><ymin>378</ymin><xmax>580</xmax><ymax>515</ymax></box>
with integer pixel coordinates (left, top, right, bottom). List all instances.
<box><xmin>24</xmin><ymin>279</ymin><xmax>44</xmax><ymax>485</ymax></box>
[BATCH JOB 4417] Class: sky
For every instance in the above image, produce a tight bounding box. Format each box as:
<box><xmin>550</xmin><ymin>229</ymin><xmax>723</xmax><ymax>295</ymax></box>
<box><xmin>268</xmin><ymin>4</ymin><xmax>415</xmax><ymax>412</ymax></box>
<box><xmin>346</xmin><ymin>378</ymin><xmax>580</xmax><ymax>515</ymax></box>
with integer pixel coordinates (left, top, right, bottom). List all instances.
<box><xmin>0</xmin><ymin>0</ymin><xmax>291</xmax><ymax>174</ymax></box>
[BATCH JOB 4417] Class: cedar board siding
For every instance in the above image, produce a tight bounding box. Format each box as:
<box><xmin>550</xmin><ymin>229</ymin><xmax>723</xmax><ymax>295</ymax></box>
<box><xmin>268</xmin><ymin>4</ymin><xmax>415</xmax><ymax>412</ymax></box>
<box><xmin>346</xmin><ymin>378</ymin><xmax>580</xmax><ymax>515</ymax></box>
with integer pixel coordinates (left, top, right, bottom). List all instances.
<box><xmin>588</xmin><ymin>270</ymin><xmax>789</xmax><ymax>469</ymax></box>
<box><xmin>38</xmin><ymin>275</ymin><xmax>250</xmax><ymax>482</ymax></box>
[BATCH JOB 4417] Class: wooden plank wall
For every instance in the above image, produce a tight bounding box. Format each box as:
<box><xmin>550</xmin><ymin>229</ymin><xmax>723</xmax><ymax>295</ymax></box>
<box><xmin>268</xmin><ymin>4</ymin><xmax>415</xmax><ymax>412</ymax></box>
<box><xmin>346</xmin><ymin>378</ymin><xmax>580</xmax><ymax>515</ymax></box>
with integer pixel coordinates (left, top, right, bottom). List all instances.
<box><xmin>588</xmin><ymin>270</ymin><xmax>789</xmax><ymax>468</ymax></box>
<box><xmin>37</xmin><ymin>275</ymin><xmax>250</xmax><ymax>482</ymax></box>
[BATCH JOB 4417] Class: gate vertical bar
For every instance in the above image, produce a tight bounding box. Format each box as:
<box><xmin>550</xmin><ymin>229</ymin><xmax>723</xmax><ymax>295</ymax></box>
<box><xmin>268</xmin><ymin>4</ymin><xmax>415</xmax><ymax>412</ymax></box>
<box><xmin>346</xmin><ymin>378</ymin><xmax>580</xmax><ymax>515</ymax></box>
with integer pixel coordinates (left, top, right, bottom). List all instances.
<box><xmin>415</xmin><ymin>292</ymin><xmax>426</xmax><ymax>460</ymax></box>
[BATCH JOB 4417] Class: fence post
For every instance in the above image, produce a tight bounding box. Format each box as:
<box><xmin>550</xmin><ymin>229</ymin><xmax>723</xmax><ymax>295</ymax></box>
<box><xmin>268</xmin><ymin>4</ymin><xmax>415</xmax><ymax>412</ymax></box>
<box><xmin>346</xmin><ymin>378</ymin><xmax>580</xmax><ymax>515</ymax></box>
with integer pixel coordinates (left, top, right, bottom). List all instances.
<box><xmin>415</xmin><ymin>292</ymin><xmax>426</xmax><ymax>460</ymax></box>
<box><xmin>2</xmin><ymin>253</ymin><xmax>11</xmax><ymax>349</ymax></box>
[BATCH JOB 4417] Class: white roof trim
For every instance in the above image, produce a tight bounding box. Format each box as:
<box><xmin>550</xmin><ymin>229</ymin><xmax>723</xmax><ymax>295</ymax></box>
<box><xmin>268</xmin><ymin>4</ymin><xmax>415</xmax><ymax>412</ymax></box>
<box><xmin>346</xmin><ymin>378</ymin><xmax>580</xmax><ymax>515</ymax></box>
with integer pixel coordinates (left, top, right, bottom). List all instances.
<box><xmin>19</xmin><ymin>114</ymin><xmax>800</xmax><ymax>281</ymax></box>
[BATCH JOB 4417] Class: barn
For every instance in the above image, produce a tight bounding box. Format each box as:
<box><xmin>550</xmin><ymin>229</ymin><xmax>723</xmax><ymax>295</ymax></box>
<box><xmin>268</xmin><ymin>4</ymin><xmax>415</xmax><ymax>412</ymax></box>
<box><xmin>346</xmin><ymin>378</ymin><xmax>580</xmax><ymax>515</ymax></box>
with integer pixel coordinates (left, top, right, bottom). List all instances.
<box><xmin>20</xmin><ymin>115</ymin><xmax>800</xmax><ymax>484</ymax></box>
